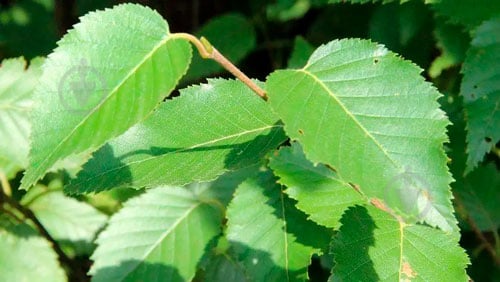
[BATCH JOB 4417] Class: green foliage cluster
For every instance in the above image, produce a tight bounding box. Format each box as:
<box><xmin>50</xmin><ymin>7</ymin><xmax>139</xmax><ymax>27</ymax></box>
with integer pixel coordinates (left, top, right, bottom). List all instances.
<box><xmin>0</xmin><ymin>0</ymin><xmax>498</xmax><ymax>281</ymax></box>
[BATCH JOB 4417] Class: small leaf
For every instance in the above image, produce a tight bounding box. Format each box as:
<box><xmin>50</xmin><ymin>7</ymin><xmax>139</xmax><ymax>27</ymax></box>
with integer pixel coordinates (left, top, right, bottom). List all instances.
<box><xmin>66</xmin><ymin>79</ymin><xmax>286</xmax><ymax>194</ymax></box>
<box><xmin>203</xmin><ymin>253</ymin><xmax>247</xmax><ymax>282</ymax></box>
<box><xmin>461</xmin><ymin>17</ymin><xmax>500</xmax><ymax>173</ymax></box>
<box><xmin>0</xmin><ymin>57</ymin><xmax>43</xmax><ymax>179</ymax></box>
<box><xmin>90</xmin><ymin>185</ymin><xmax>222</xmax><ymax>282</ymax></box>
<box><xmin>330</xmin><ymin>205</ymin><xmax>469</xmax><ymax>281</ymax></box>
<box><xmin>0</xmin><ymin>223</ymin><xmax>66</xmax><ymax>282</ymax></box>
<box><xmin>21</xmin><ymin>184</ymin><xmax>108</xmax><ymax>256</ymax></box>
<box><xmin>266</xmin><ymin>39</ymin><xmax>456</xmax><ymax>232</ymax></box>
<box><xmin>269</xmin><ymin>142</ymin><xmax>364</xmax><ymax>228</ymax></box>
<box><xmin>226</xmin><ymin>171</ymin><xmax>331</xmax><ymax>281</ymax></box>
<box><xmin>21</xmin><ymin>3</ymin><xmax>192</xmax><ymax>190</ymax></box>
<box><xmin>287</xmin><ymin>36</ymin><xmax>315</xmax><ymax>69</ymax></box>
<box><xmin>183</xmin><ymin>14</ymin><xmax>256</xmax><ymax>81</ymax></box>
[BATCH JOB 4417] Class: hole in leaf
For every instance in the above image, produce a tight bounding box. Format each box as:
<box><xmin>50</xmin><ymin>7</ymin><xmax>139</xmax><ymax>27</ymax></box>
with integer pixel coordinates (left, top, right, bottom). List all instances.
<box><xmin>485</xmin><ymin>137</ymin><xmax>492</xmax><ymax>143</ymax></box>
<box><xmin>470</xmin><ymin>93</ymin><xmax>476</xmax><ymax>99</ymax></box>
<box><xmin>473</xmin><ymin>85</ymin><xmax>478</xmax><ymax>89</ymax></box>
<box><xmin>374</xmin><ymin>58</ymin><xmax>379</xmax><ymax>64</ymax></box>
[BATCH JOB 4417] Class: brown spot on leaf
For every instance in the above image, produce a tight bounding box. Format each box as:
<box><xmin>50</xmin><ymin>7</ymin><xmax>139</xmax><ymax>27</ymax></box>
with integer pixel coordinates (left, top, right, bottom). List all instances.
<box><xmin>298</xmin><ymin>129</ymin><xmax>304</xmax><ymax>135</ymax></box>
<box><xmin>402</xmin><ymin>261</ymin><xmax>417</xmax><ymax>279</ymax></box>
<box><xmin>348</xmin><ymin>182</ymin><xmax>361</xmax><ymax>194</ymax></box>
<box><xmin>370</xmin><ymin>198</ymin><xmax>390</xmax><ymax>213</ymax></box>
<box><xmin>325</xmin><ymin>164</ymin><xmax>337</xmax><ymax>173</ymax></box>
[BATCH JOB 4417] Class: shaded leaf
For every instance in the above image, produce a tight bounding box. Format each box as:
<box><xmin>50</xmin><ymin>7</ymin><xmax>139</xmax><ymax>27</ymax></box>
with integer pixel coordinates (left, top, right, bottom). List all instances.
<box><xmin>226</xmin><ymin>171</ymin><xmax>331</xmax><ymax>281</ymax></box>
<box><xmin>0</xmin><ymin>223</ymin><xmax>66</xmax><ymax>282</ymax></box>
<box><xmin>90</xmin><ymin>185</ymin><xmax>222</xmax><ymax>282</ymax></box>
<box><xmin>21</xmin><ymin>3</ymin><xmax>192</xmax><ymax>190</ymax></box>
<box><xmin>330</xmin><ymin>205</ymin><xmax>469</xmax><ymax>281</ymax></box>
<box><xmin>432</xmin><ymin>0</ymin><xmax>500</xmax><ymax>29</ymax></box>
<box><xmin>455</xmin><ymin>163</ymin><xmax>500</xmax><ymax>232</ymax></box>
<box><xmin>203</xmin><ymin>253</ymin><xmax>247</xmax><ymax>282</ymax></box>
<box><xmin>21</xmin><ymin>184</ymin><xmax>108</xmax><ymax>256</ymax></box>
<box><xmin>269</xmin><ymin>142</ymin><xmax>364</xmax><ymax>228</ymax></box>
<box><xmin>266</xmin><ymin>39</ymin><xmax>456</xmax><ymax>232</ymax></box>
<box><xmin>287</xmin><ymin>36</ymin><xmax>315</xmax><ymax>69</ymax></box>
<box><xmin>0</xmin><ymin>57</ymin><xmax>42</xmax><ymax>178</ymax></box>
<box><xmin>66</xmin><ymin>79</ymin><xmax>285</xmax><ymax>194</ymax></box>
<box><xmin>183</xmin><ymin>14</ymin><xmax>256</xmax><ymax>82</ymax></box>
<box><xmin>461</xmin><ymin>17</ymin><xmax>500</xmax><ymax>173</ymax></box>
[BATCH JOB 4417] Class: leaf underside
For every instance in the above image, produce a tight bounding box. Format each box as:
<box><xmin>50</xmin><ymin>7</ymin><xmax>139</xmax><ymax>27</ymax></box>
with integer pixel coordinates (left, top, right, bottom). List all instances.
<box><xmin>90</xmin><ymin>186</ymin><xmax>222</xmax><ymax>282</ymax></box>
<box><xmin>461</xmin><ymin>17</ymin><xmax>500</xmax><ymax>173</ymax></box>
<box><xmin>331</xmin><ymin>205</ymin><xmax>469</xmax><ymax>281</ymax></box>
<box><xmin>66</xmin><ymin>79</ymin><xmax>286</xmax><ymax>194</ymax></box>
<box><xmin>21</xmin><ymin>3</ymin><xmax>192</xmax><ymax>190</ymax></box>
<box><xmin>266</xmin><ymin>38</ymin><xmax>456</xmax><ymax>232</ymax></box>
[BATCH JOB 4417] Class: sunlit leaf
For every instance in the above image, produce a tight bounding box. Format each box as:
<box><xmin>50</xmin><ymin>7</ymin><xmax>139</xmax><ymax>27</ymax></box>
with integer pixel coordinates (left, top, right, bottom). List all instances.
<box><xmin>226</xmin><ymin>172</ymin><xmax>331</xmax><ymax>281</ymax></box>
<box><xmin>330</xmin><ymin>205</ymin><xmax>469</xmax><ymax>281</ymax></box>
<box><xmin>90</xmin><ymin>185</ymin><xmax>222</xmax><ymax>282</ymax></box>
<box><xmin>21</xmin><ymin>3</ymin><xmax>192</xmax><ymax>190</ymax></box>
<box><xmin>66</xmin><ymin>79</ymin><xmax>285</xmax><ymax>194</ymax></box>
<box><xmin>266</xmin><ymin>39</ymin><xmax>456</xmax><ymax>232</ymax></box>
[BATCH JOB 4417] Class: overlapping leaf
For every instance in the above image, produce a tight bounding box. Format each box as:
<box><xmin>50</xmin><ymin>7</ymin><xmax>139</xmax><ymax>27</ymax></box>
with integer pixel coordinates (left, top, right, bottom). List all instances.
<box><xmin>0</xmin><ymin>223</ymin><xmax>66</xmax><ymax>282</ymax></box>
<box><xmin>21</xmin><ymin>3</ymin><xmax>192</xmax><ymax>190</ymax></box>
<box><xmin>21</xmin><ymin>184</ymin><xmax>108</xmax><ymax>255</ymax></box>
<box><xmin>66</xmin><ymin>79</ymin><xmax>286</xmax><ymax>194</ymax></box>
<box><xmin>461</xmin><ymin>17</ymin><xmax>500</xmax><ymax>173</ymax></box>
<box><xmin>331</xmin><ymin>206</ymin><xmax>469</xmax><ymax>281</ymax></box>
<box><xmin>266</xmin><ymin>39</ymin><xmax>456</xmax><ymax>232</ymax></box>
<box><xmin>90</xmin><ymin>186</ymin><xmax>222</xmax><ymax>282</ymax></box>
<box><xmin>226</xmin><ymin>172</ymin><xmax>331</xmax><ymax>281</ymax></box>
<box><xmin>287</xmin><ymin>36</ymin><xmax>314</xmax><ymax>69</ymax></box>
<box><xmin>269</xmin><ymin>142</ymin><xmax>364</xmax><ymax>228</ymax></box>
<box><xmin>0</xmin><ymin>57</ymin><xmax>42</xmax><ymax>178</ymax></box>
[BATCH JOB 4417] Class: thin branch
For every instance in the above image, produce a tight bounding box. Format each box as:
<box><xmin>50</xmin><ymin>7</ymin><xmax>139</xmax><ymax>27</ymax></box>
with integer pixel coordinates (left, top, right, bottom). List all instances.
<box><xmin>171</xmin><ymin>33</ymin><xmax>268</xmax><ymax>100</ymax></box>
<box><xmin>0</xmin><ymin>190</ymin><xmax>87</xmax><ymax>281</ymax></box>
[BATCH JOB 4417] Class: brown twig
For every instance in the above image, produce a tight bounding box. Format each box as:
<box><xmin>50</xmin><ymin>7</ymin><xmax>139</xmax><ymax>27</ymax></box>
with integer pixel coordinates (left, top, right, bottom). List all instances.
<box><xmin>171</xmin><ymin>33</ymin><xmax>268</xmax><ymax>100</ymax></box>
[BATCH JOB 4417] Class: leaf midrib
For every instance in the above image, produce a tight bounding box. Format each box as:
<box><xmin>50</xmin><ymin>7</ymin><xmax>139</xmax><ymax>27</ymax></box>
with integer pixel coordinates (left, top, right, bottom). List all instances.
<box><xmin>71</xmin><ymin>124</ymin><xmax>282</xmax><ymax>186</ymax></box>
<box><xmin>25</xmin><ymin>33</ymin><xmax>175</xmax><ymax>188</ymax></box>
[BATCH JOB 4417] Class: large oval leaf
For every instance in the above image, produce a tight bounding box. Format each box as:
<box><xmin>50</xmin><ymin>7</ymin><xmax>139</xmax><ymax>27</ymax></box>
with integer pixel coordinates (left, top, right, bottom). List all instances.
<box><xmin>90</xmin><ymin>185</ymin><xmax>222</xmax><ymax>282</ymax></box>
<box><xmin>20</xmin><ymin>4</ymin><xmax>192</xmax><ymax>190</ymax></box>
<box><xmin>266</xmin><ymin>39</ymin><xmax>456</xmax><ymax>232</ymax></box>
<box><xmin>331</xmin><ymin>206</ymin><xmax>468</xmax><ymax>281</ymax></box>
<box><xmin>66</xmin><ymin>79</ymin><xmax>286</xmax><ymax>194</ymax></box>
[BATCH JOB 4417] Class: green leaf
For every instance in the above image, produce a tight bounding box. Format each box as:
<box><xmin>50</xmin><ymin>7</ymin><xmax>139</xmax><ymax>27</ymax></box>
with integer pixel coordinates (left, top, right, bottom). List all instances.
<box><xmin>90</xmin><ymin>185</ymin><xmax>223</xmax><ymax>282</ymax></box>
<box><xmin>269</xmin><ymin>142</ymin><xmax>364</xmax><ymax>228</ymax></box>
<box><xmin>266</xmin><ymin>39</ymin><xmax>456</xmax><ymax>232</ymax></box>
<box><xmin>183</xmin><ymin>14</ymin><xmax>256</xmax><ymax>81</ymax></box>
<box><xmin>287</xmin><ymin>36</ymin><xmax>315</xmax><ymax>69</ymax></box>
<box><xmin>226</xmin><ymin>171</ymin><xmax>331</xmax><ymax>281</ymax></box>
<box><xmin>20</xmin><ymin>3</ymin><xmax>192</xmax><ymax>190</ymax></box>
<box><xmin>432</xmin><ymin>0</ymin><xmax>500</xmax><ymax>29</ymax></box>
<box><xmin>455</xmin><ymin>163</ymin><xmax>500</xmax><ymax>232</ymax></box>
<box><xmin>203</xmin><ymin>253</ymin><xmax>247</xmax><ymax>282</ymax></box>
<box><xmin>461</xmin><ymin>17</ymin><xmax>500</xmax><ymax>173</ymax></box>
<box><xmin>0</xmin><ymin>223</ymin><xmax>66</xmax><ymax>282</ymax></box>
<box><xmin>0</xmin><ymin>57</ymin><xmax>43</xmax><ymax>178</ymax></box>
<box><xmin>331</xmin><ymin>205</ymin><xmax>469</xmax><ymax>281</ymax></box>
<box><xmin>267</xmin><ymin>0</ymin><xmax>311</xmax><ymax>22</ymax></box>
<box><xmin>21</xmin><ymin>184</ymin><xmax>108</xmax><ymax>256</ymax></box>
<box><xmin>66</xmin><ymin>79</ymin><xmax>286</xmax><ymax>194</ymax></box>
